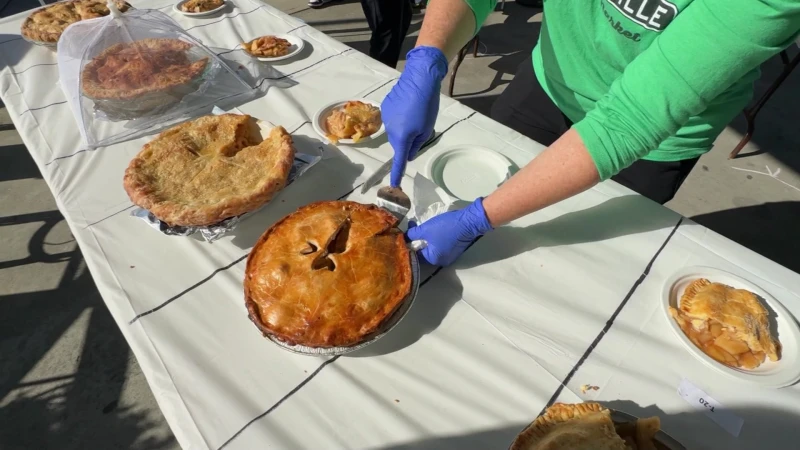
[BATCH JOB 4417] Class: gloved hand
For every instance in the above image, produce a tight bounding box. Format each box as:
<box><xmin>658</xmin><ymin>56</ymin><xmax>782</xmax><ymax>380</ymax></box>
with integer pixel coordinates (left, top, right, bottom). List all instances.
<box><xmin>407</xmin><ymin>198</ymin><xmax>494</xmax><ymax>267</ymax></box>
<box><xmin>381</xmin><ymin>46</ymin><xmax>448</xmax><ymax>187</ymax></box>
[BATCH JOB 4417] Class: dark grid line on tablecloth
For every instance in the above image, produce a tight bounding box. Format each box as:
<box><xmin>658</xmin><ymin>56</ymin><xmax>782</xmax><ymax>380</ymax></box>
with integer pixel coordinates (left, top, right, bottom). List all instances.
<box><xmin>539</xmin><ymin>217</ymin><xmax>684</xmax><ymax>414</ymax></box>
<box><xmin>217</xmin><ymin>355</ymin><xmax>341</xmax><ymax>450</ymax></box>
<box><xmin>83</xmin><ymin>205</ymin><xmax>135</xmax><ymax>229</ymax></box>
<box><xmin>128</xmin><ymin>182</ymin><xmax>365</xmax><ymax>324</ymax></box>
<box><xmin>0</xmin><ymin>37</ymin><xmax>21</xmax><ymax>45</ymax></box>
<box><xmin>9</xmin><ymin>62</ymin><xmax>57</xmax><ymax>75</ymax></box>
<box><xmin>256</xmin><ymin>48</ymin><xmax>354</xmax><ymax>86</ymax></box>
<box><xmin>20</xmin><ymin>100</ymin><xmax>67</xmax><ymax>115</ymax></box>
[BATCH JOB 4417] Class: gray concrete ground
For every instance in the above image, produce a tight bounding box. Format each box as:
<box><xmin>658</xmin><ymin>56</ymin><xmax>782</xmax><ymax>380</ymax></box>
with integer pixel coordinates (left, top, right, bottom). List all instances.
<box><xmin>2</xmin><ymin>1</ymin><xmax>799</xmax><ymax>449</ymax></box>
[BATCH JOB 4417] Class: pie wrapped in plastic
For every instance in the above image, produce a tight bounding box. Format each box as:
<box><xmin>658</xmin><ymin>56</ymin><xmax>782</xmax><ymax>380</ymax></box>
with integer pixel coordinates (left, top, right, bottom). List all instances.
<box><xmin>242</xmin><ymin>36</ymin><xmax>292</xmax><ymax>58</ymax></box>
<box><xmin>81</xmin><ymin>38</ymin><xmax>208</xmax><ymax>102</ymax></box>
<box><xmin>21</xmin><ymin>0</ymin><xmax>131</xmax><ymax>44</ymax></box>
<box><xmin>325</xmin><ymin>101</ymin><xmax>382</xmax><ymax>143</ymax></box>
<box><xmin>181</xmin><ymin>0</ymin><xmax>224</xmax><ymax>12</ymax></box>
<box><xmin>510</xmin><ymin>403</ymin><xmax>661</xmax><ymax>450</ymax></box>
<box><xmin>669</xmin><ymin>278</ymin><xmax>781</xmax><ymax>369</ymax></box>
<box><xmin>244</xmin><ymin>201</ymin><xmax>412</xmax><ymax>348</ymax></box>
<box><xmin>124</xmin><ymin>114</ymin><xmax>295</xmax><ymax>226</ymax></box>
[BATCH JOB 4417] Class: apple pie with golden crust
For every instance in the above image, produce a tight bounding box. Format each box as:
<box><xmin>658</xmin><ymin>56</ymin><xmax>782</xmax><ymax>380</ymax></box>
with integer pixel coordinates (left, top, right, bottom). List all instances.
<box><xmin>124</xmin><ymin>114</ymin><xmax>295</xmax><ymax>227</ymax></box>
<box><xmin>181</xmin><ymin>0</ymin><xmax>224</xmax><ymax>13</ymax></box>
<box><xmin>244</xmin><ymin>201</ymin><xmax>412</xmax><ymax>348</ymax></box>
<box><xmin>325</xmin><ymin>100</ymin><xmax>382</xmax><ymax>143</ymax></box>
<box><xmin>81</xmin><ymin>38</ymin><xmax>208</xmax><ymax>101</ymax></box>
<box><xmin>21</xmin><ymin>0</ymin><xmax>131</xmax><ymax>44</ymax></box>
<box><xmin>242</xmin><ymin>35</ymin><xmax>292</xmax><ymax>58</ymax></box>
<box><xmin>669</xmin><ymin>278</ymin><xmax>781</xmax><ymax>369</ymax></box>
<box><xmin>510</xmin><ymin>403</ymin><xmax>661</xmax><ymax>450</ymax></box>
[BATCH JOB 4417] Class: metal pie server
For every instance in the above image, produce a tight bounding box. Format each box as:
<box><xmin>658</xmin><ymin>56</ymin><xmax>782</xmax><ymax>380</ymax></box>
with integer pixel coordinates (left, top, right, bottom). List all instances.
<box><xmin>361</xmin><ymin>130</ymin><xmax>439</xmax><ymax>195</ymax></box>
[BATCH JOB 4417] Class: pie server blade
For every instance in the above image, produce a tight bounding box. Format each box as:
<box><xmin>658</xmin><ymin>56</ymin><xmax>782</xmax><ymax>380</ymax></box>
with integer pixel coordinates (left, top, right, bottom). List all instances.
<box><xmin>377</xmin><ymin>186</ymin><xmax>427</xmax><ymax>252</ymax></box>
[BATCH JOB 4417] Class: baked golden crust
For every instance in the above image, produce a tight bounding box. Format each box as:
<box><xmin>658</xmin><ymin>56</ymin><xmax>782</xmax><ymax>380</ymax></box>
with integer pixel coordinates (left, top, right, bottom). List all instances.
<box><xmin>21</xmin><ymin>0</ymin><xmax>130</xmax><ymax>43</ymax></box>
<box><xmin>241</xmin><ymin>36</ymin><xmax>292</xmax><ymax>57</ymax></box>
<box><xmin>181</xmin><ymin>0</ymin><xmax>224</xmax><ymax>13</ymax></box>
<box><xmin>510</xmin><ymin>403</ymin><xmax>662</xmax><ymax>450</ymax></box>
<box><xmin>81</xmin><ymin>38</ymin><xmax>208</xmax><ymax>101</ymax></box>
<box><xmin>124</xmin><ymin>114</ymin><xmax>295</xmax><ymax>226</ymax></box>
<box><xmin>325</xmin><ymin>100</ymin><xmax>382</xmax><ymax>143</ymax></box>
<box><xmin>669</xmin><ymin>278</ymin><xmax>781</xmax><ymax>369</ymax></box>
<box><xmin>244</xmin><ymin>201</ymin><xmax>413</xmax><ymax>348</ymax></box>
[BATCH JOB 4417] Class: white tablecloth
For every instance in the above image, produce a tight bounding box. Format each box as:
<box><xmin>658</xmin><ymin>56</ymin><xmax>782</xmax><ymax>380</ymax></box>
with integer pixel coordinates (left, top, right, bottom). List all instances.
<box><xmin>2</xmin><ymin>1</ymin><xmax>799</xmax><ymax>449</ymax></box>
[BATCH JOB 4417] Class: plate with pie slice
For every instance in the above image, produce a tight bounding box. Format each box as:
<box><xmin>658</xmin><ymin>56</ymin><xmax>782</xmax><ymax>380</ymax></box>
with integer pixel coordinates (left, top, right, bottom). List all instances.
<box><xmin>174</xmin><ymin>0</ymin><xmax>226</xmax><ymax>16</ymax></box>
<box><xmin>662</xmin><ymin>266</ymin><xmax>800</xmax><ymax>387</ymax></box>
<box><xmin>244</xmin><ymin>201</ymin><xmax>419</xmax><ymax>355</ymax></box>
<box><xmin>510</xmin><ymin>402</ymin><xmax>685</xmax><ymax>450</ymax></box>
<box><xmin>241</xmin><ymin>35</ymin><xmax>305</xmax><ymax>62</ymax></box>
<box><xmin>21</xmin><ymin>0</ymin><xmax>132</xmax><ymax>47</ymax></box>
<box><xmin>313</xmin><ymin>99</ymin><xmax>385</xmax><ymax>145</ymax></box>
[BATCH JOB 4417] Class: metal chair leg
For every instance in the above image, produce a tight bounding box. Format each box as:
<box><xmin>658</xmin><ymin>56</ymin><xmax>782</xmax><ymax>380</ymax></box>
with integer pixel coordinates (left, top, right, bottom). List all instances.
<box><xmin>730</xmin><ymin>50</ymin><xmax>800</xmax><ymax>159</ymax></box>
<box><xmin>448</xmin><ymin>37</ymin><xmax>478</xmax><ymax>97</ymax></box>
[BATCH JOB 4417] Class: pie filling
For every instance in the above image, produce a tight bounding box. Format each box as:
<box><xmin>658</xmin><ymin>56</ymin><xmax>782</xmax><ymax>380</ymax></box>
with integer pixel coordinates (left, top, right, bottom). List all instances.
<box><xmin>243</xmin><ymin>36</ymin><xmax>292</xmax><ymax>57</ymax></box>
<box><xmin>181</xmin><ymin>0</ymin><xmax>224</xmax><ymax>13</ymax></box>
<box><xmin>325</xmin><ymin>100</ymin><xmax>382</xmax><ymax>143</ymax></box>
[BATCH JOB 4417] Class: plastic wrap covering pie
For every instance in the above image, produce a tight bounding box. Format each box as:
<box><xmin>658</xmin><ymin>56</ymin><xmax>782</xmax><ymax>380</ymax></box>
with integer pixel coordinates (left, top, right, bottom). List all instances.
<box><xmin>242</xmin><ymin>36</ymin><xmax>292</xmax><ymax>58</ymax></box>
<box><xmin>325</xmin><ymin>101</ymin><xmax>382</xmax><ymax>143</ymax></box>
<box><xmin>510</xmin><ymin>403</ymin><xmax>661</xmax><ymax>450</ymax></box>
<box><xmin>124</xmin><ymin>114</ymin><xmax>295</xmax><ymax>227</ymax></box>
<box><xmin>669</xmin><ymin>278</ymin><xmax>781</xmax><ymax>369</ymax></box>
<box><xmin>244</xmin><ymin>201</ymin><xmax>412</xmax><ymax>348</ymax></box>
<box><xmin>181</xmin><ymin>0</ymin><xmax>224</xmax><ymax>12</ymax></box>
<box><xmin>21</xmin><ymin>0</ymin><xmax>131</xmax><ymax>44</ymax></box>
<box><xmin>81</xmin><ymin>38</ymin><xmax>208</xmax><ymax>102</ymax></box>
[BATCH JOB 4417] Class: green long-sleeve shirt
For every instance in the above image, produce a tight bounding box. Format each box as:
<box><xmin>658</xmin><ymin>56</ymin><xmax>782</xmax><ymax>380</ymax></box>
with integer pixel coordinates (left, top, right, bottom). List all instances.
<box><xmin>464</xmin><ymin>0</ymin><xmax>800</xmax><ymax>180</ymax></box>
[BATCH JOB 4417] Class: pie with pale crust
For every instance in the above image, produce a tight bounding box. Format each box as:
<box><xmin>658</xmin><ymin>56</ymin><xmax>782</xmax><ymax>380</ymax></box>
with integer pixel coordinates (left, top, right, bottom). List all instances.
<box><xmin>81</xmin><ymin>38</ymin><xmax>208</xmax><ymax>101</ymax></box>
<box><xmin>21</xmin><ymin>0</ymin><xmax>131</xmax><ymax>44</ymax></box>
<box><xmin>244</xmin><ymin>201</ymin><xmax>412</xmax><ymax>348</ymax></box>
<box><xmin>669</xmin><ymin>278</ymin><xmax>781</xmax><ymax>369</ymax></box>
<box><xmin>124</xmin><ymin>114</ymin><xmax>295</xmax><ymax>226</ymax></box>
<box><xmin>242</xmin><ymin>35</ymin><xmax>292</xmax><ymax>58</ymax></box>
<box><xmin>325</xmin><ymin>100</ymin><xmax>382</xmax><ymax>143</ymax></box>
<box><xmin>181</xmin><ymin>0</ymin><xmax>224</xmax><ymax>13</ymax></box>
<box><xmin>510</xmin><ymin>403</ymin><xmax>661</xmax><ymax>450</ymax></box>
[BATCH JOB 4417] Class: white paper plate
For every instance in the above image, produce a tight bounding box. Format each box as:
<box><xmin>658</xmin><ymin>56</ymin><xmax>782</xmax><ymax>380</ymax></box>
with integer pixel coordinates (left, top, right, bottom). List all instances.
<box><xmin>425</xmin><ymin>145</ymin><xmax>511</xmax><ymax>200</ymax></box>
<box><xmin>174</xmin><ymin>0</ymin><xmax>226</xmax><ymax>16</ymax></box>
<box><xmin>242</xmin><ymin>35</ymin><xmax>305</xmax><ymax>62</ymax></box>
<box><xmin>312</xmin><ymin>99</ymin><xmax>385</xmax><ymax>145</ymax></box>
<box><xmin>266</xmin><ymin>250</ymin><xmax>420</xmax><ymax>356</ymax></box>
<box><xmin>662</xmin><ymin>266</ymin><xmax>800</xmax><ymax>387</ymax></box>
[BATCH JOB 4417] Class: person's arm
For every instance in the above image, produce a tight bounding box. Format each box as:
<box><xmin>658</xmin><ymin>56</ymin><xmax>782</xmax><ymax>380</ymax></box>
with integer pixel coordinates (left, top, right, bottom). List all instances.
<box><xmin>576</xmin><ymin>0</ymin><xmax>800</xmax><ymax>181</ymax></box>
<box><xmin>485</xmin><ymin>0</ymin><xmax>800</xmax><ymax>226</ymax></box>
<box><xmin>414</xmin><ymin>0</ymin><xmax>494</xmax><ymax>59</ymax></box>
<box><xmin>482</xmin><ymin>129</ymin><xmax>597</xmax><ymax>226</ymax></box>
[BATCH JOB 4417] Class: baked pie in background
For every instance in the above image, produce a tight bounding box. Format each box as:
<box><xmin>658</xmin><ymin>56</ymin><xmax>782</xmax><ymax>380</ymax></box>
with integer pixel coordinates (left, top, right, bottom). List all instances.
<box><xmin>325</xmin><ymin>100</ymin><xmax>382</xmax><ymax>143</ymax></box>
<box><xmin>21</xmin><ymin>0</ymin><xmax>131</xmax><ymax>44</ymax></box>
<box><xmin>244</xmin><ymin>201</ymin><xmax>412</xmax><ymax>348</ymax></box>
<box><xmin>242</xmin><ymin>35</ymin><xmax>292</xmax><ymax>58</ymax></box>
<box><xmin>180</xmin><ymin>0</ymin><xmax>224</xmax><ymax>13</ymax></box>
<box><xmin>510</xmin><ymin>403</ymin><xmax>661</xmax><ymax>450</ymax></box>
<box><xmin>81</xmin><ymin>38</ymin><xmax>208</xmax><ymax>102</ymax></box>
<box><xmin>124</xmin><ymin>114</ymin><xmax>295</xmax><ymax>226</ymax></box>
<box><xmin>669</xmin><ymin>278</ymin><xmax>781</xmax><ymax>369</ymax></box>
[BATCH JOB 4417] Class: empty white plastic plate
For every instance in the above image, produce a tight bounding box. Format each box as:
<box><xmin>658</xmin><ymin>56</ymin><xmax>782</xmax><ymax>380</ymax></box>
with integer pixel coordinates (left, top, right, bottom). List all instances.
<box><xmin>174</xmin><ymin>0</ymin><xmax>226</xmax><ymax>16</ymax></box>
<box><xmin>662</xmin><ymin>266</ymin><xmax>800</xmax><ymax>387</ymax></box>
<box><xmin>425</xmin><ymin>146</ymin><xmax>512</xmax><ymax>200</ymax></box>
<box><xmin>312</xmin><ymin>99</ymin><xmax>385</xmax><ymax>145</ymax></box>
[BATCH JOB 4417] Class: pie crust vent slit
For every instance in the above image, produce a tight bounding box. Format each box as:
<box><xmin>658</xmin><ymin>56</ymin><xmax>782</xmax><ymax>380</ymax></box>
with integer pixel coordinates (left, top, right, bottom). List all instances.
<box><xmin>310</xmin><ymin>217</ymin><xmax>351</xmax><ymax>272</ymax></box>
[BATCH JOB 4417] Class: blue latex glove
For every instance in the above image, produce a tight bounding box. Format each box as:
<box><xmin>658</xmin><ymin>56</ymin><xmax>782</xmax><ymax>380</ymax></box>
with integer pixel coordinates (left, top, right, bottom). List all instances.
<box><xmin>407</xmin><ymin>198</ymin><xmax>494</xmax><ymax>267</ymax></box>
<box><xmin>381</xmin><ymin>46</ymin><xmax>448</xmax><ymax>187</ymax></box>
